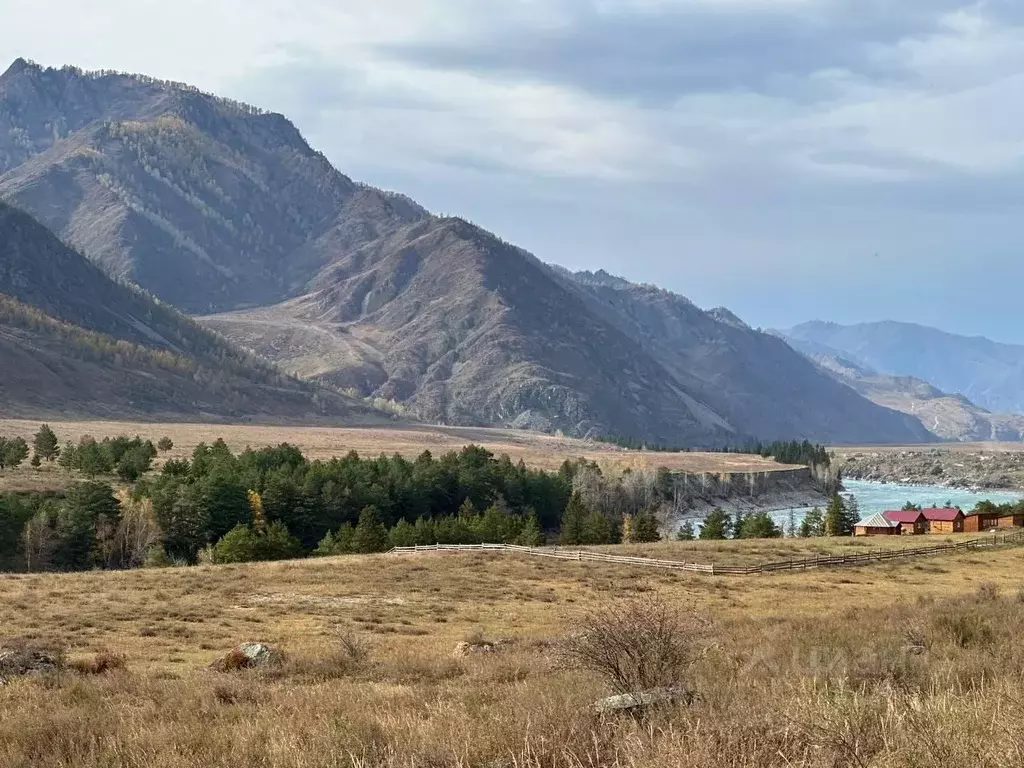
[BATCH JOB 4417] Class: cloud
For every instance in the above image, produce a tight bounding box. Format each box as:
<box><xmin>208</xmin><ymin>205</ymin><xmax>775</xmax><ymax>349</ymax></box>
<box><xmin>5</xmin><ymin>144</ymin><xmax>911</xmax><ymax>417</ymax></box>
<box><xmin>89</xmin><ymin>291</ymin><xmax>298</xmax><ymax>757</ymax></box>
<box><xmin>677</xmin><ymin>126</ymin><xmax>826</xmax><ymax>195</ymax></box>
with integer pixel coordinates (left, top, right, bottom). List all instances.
<box><xmin>4</xmin><ymin>0</ymin><xmax>1024</xmax><ymax>337</ymax></box>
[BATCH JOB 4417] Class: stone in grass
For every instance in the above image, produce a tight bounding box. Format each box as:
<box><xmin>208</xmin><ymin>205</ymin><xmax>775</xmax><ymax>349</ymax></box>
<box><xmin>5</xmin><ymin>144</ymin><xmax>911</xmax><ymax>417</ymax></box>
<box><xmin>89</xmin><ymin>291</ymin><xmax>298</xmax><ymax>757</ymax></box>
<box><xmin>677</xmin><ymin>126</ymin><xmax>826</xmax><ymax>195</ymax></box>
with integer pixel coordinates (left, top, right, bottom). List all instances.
<box><xmin>453</xmin><ymin>641</ymin><xmax>495</xmax><ymax>657</ymax></box>
<box><xmin>594</xmin><ymin>687</ymin><xmax>694</xmax><ymax>715</ymax></box>
<box><xmin>209</xmin><ymin>643</ymin><xmax>283</xmax><ymax>672</ymax></box>
<box><xmin>0</xmin><ymin>643</ymin><xmax>64</xmax><ymax>683</ymax></box>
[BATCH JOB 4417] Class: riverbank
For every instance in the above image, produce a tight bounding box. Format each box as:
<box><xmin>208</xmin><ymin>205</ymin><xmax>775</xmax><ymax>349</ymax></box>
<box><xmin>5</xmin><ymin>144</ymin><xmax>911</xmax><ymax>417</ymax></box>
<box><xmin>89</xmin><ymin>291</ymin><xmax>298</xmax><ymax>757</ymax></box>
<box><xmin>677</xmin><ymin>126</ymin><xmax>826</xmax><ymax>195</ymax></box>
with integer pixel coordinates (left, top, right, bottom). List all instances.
<box><xmin>836</xmin><ymin>447</ymin><xmax>1024</xmax><ymax>490</ymax></box>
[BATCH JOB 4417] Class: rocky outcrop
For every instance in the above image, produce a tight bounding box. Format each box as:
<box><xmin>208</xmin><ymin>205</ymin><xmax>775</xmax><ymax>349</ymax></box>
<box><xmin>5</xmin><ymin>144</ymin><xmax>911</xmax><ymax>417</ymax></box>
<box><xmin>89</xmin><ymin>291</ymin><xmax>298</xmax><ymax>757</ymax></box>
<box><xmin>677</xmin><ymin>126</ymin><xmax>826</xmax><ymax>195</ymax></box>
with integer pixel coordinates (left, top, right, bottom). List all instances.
<box><xmin>838</xmin><ymin>449</ymin><xmax>1024</xmax><ymax>490</ymax></box>
<box><xmin>658</xmin><ymin>467</ymin><xmax>831</xmax><ymax>532</ymax></box>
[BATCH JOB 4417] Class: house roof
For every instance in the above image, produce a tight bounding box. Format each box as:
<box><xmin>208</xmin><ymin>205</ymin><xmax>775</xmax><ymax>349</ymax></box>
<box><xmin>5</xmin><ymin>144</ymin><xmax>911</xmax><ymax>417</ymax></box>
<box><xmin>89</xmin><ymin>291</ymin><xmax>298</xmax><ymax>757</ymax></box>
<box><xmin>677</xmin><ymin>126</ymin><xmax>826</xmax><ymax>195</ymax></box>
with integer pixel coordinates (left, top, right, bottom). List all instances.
<box><xmin>883</xmin><ymin>510</ymin><xmax>927</xmax><ymax>524</ymax></box>
<box><xmin>920</xmin><ymin>507</ymin><xmax>963</xmax><ymax>522</ymax></box>
<box><xmin>856</xmin><ymin>513</ymin><xmax>900</xmax><ymax>529</ymax></box>
<box><xmin>965</xmin><ymin>509</ymin><xmax>1021</xmax><ymax>518</ymax></box>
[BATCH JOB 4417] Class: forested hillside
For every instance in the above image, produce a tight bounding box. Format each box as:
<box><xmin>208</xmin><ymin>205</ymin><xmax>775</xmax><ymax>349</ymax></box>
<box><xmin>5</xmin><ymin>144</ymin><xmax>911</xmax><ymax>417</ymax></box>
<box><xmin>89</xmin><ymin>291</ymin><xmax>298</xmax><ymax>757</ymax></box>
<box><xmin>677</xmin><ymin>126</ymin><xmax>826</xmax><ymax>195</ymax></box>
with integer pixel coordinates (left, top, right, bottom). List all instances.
<box><xmin>0</xmin><ymin>200</ymin><xmax>365</xmax><ymax>420</ymax></box>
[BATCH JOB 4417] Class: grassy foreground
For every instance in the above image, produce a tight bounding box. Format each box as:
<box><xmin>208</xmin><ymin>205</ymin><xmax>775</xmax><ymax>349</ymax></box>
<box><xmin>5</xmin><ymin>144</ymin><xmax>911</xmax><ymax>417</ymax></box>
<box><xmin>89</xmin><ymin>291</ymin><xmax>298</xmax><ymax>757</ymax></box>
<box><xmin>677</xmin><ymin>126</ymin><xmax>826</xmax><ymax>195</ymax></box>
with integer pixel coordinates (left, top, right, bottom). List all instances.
<box><xmin>2</xmin><ymin>542</ymin><xmax>1024</xmax><ymax>767</ymax></box>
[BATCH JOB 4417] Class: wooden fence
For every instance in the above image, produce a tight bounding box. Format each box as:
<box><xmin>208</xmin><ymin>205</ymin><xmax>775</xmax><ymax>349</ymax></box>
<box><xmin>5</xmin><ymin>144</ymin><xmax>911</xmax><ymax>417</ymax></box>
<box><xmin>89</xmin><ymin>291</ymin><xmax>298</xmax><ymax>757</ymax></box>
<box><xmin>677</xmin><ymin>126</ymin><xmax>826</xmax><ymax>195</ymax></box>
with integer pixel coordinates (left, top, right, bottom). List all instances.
<box><xmin>385</xmin><ymin>531</ymin><xmax>1024</xmax><ymax>576</ymax></box>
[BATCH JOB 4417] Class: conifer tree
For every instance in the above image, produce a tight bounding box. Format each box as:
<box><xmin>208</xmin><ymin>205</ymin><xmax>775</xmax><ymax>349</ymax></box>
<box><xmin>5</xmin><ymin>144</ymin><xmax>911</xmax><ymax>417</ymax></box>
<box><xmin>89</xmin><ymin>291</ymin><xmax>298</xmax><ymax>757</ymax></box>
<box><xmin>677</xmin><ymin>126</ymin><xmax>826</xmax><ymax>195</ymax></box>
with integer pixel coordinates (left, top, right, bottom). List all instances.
<box><xmin>581</xmin><ymin>509</ymin><xmax>613</xmax><ymax>544</ymax></box>
<box><xmin>33</xmin><ymin>424</ymin><xmax>59</xmax><ymax>462</ymax></box>
<box><xmin>630</xmin><ymin>510</ymin><xmax>661</xmax><ymax>542</ymax></box>
<box><xmin>800</xmin><ymin>507</ymin><xmax>825</xmax><ymax>538</ymax></box>
<box><xmin>58</xmin><ymin>442</ymin><xmax>76</xmax><ymax>472</ymax></box>
<box><xmin>560</xmin><ymin>492</ymin><xmax>588</xmax><ymax>545</ymax></box>
<box><xmin>676</xmin><ymin>521</ymin><xmax>696</xmax><ymax>541</ymax></box>
<box><xmin>737</xmin><ymin>511</ymin><xmax>782</xmax><ymax>539</ymax></box>
<box><xmin>699</xmin><ymin>509</ymin><xmax>731</xmax><ymax>540</ymax></box>
<box><xmin>516</xmin><ymin>510</ymin><xmax>544</xmax><ymax>546</ymax></box>
<box><xmin>352</xmin><ymin>505</ymin><xmax>389</xmax><ymax>553</ymax></box>
<box><xmin>824</xmin><ymin>494</ymin><xmax>855</xmax><ymax>537</ymax></box>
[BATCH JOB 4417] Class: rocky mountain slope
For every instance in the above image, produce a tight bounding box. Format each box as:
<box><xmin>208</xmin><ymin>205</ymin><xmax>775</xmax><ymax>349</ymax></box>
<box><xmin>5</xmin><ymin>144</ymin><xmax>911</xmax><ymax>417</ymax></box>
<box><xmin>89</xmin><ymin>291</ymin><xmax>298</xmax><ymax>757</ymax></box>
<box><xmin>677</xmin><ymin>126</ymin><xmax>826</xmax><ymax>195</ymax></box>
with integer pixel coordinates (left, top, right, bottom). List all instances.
<box><xmin>0</xmin><ymin>200</ymin><xmax>363</xmax><ymax>421</ymax></box>
<box><xmin>783</xmin><ymin>320</ymin><xmax>1024</xmax><ymax>415</ymax></box>
<box><xmin>794</xmin><ymin>347</ymin><xmax>1024</xmax><ymax>442</ymax></box>
<box><xmin>0</xmin><ymin>59</ymin><xmax>932</xmax><ymax>444</ymax></box>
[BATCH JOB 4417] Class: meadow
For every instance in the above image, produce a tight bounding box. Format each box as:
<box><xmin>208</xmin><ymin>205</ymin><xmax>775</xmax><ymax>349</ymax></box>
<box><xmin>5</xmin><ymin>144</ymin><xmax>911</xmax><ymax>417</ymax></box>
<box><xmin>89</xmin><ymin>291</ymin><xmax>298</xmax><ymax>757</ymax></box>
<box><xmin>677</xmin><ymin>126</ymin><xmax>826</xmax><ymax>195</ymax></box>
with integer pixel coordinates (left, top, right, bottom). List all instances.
<box><xmin>0</xmin><ymin>417</ymin><xmax>790</xmax><ymax>477</ymax></box>
<box><xmin>2</xmin><ymin>539</ymin><xmax>1024</xmax><ymax>767</ymax></box>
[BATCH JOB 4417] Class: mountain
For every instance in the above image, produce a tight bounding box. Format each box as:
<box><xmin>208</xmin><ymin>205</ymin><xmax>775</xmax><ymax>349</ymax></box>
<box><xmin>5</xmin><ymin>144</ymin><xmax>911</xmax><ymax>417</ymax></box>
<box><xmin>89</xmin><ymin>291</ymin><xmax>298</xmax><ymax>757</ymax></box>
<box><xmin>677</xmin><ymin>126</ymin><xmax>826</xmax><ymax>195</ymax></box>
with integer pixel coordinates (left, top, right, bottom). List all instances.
<box><xmin>792</xmin><ymin>347</ymin><xmax>1024</xmax><ymax>442</ymax></box>
<box><xmin>0</xmin><ymin>58</ymin><xmax>429</xmax><ymax>313</ymax></box>
<box><xmin>0</xmin><ymin>59</ymin><xmax>932</xmax><ymax>445</ymax></box>
<box><xmin>782</xmin><ymin>321</ymin><xmax>1024</xmax><ymax>415</ymax></box>
<box><xmin>202</xmin><ymin>221</ymin><xmax>932</xmax><ymax>445</ymax></box>
<box><xmin>0</xmin><ymin>200</ymin><xmax>365</xmax><ymax>421</ymax></box>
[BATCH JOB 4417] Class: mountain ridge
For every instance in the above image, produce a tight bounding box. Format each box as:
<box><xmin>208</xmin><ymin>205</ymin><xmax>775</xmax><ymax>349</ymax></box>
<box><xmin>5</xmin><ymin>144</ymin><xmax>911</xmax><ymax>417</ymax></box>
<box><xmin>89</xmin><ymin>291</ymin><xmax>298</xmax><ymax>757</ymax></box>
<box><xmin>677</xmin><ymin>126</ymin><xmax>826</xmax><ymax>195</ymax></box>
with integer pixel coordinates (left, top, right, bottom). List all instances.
<box><xmin>782</xmin><ymin>320</ymin><xmax>1024</xmax><ymax>415</ymax></box>
<box><xmin>0</xmin><ymin>59</ymin><xmax>933</xmax><ymax>445</ymax></box>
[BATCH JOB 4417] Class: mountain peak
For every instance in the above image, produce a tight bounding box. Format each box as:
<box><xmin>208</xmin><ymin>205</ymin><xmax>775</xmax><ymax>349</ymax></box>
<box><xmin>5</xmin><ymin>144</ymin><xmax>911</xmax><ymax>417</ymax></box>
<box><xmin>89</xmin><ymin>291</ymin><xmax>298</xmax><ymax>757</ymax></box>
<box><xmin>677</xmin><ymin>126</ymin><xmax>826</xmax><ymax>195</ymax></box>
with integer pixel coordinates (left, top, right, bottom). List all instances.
<box><xmin>1</xmin><ymin>57</ymin><xmax>39</xmax><ymax>80</ymax></box>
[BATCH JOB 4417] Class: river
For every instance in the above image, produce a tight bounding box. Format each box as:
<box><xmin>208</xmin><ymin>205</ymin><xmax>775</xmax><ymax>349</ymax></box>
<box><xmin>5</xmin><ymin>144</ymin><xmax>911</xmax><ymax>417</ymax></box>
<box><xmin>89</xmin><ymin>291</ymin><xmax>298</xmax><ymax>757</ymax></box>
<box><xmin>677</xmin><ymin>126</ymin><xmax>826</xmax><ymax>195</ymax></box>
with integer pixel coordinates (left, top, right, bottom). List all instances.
<box><xmin>770</xmin><ymin>479</ymin><xmax>1023</xmax><ymax>528</ymax></box>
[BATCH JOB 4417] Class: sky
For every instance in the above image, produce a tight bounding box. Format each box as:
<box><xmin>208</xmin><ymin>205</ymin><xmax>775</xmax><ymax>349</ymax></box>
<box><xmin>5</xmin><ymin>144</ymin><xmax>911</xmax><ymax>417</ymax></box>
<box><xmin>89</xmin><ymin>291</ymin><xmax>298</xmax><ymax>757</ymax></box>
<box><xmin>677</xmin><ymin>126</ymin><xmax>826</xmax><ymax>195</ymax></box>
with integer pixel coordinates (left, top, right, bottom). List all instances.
<box><xmin>3</xmin><ymin>0</ymin><xmax>1024</xmax><ymax>340</ymax></box>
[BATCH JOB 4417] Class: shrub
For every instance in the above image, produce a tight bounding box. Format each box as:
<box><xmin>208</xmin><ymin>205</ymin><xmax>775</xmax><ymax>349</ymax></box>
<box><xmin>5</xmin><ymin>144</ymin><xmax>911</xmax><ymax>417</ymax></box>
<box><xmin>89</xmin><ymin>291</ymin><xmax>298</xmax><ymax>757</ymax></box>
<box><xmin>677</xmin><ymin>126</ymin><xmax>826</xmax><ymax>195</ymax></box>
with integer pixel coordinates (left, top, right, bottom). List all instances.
<box><xmin>70</xmin><ymin>650</ymin><xmax>127</xmax><ymax>675</ymax></box>
<box><xmin>157</xmin><ymin>437</ymin><xmax>174</xmax><ymax>452</ymax></box>
<box><xmin>559</xmin><ymin>595</ymin><xmax>710</xmax><ymax>695</ymax></box>
<box><xmin>212</xmin><ymin>521</ymin><xmax>301</xmax><ymax>563</ymax></box>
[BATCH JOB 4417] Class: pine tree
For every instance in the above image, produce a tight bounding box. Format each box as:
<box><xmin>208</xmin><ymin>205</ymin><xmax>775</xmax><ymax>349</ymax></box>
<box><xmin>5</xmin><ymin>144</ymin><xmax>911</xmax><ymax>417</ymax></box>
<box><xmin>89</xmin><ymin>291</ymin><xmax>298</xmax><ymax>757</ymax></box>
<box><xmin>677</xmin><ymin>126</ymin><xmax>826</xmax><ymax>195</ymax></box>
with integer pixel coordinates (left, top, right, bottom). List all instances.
<box><xmin>58</xmin><ymin>442</ymin><xmax>76</xmax><ymax>472</ymax></box>
<box><xmin>0</xmin><ymin>437</ymin><xmax>29</xmax><ymax>470</ymax></box>
<box><xmin>388</xmin><ymin>519</ymin><xmax>417</xmax><ymax>548</ymax></box>
<box><xmin>352</xmin><ymin>506</ymin><xmax>389</xmax><ymax>553</ymax></box>
<box><xmin>731</xmin><ymin>510</ymin><xmax>745</xmax><ymax>540</ymax></box>
<box><xmin>581</xmin><ymin>509</ymin><xmax>614</xmax><ymax>544</ymax></box>
<box><xmin>737</xmin><ymin>511</ymin><xmax>782</xmax><ymax>539</ymax></box>
<box><xmin>824</xmin><ymin>494</ymin><xmax>854</xmax><ymax>537</ymax></box>
<box><xmin>676</xmin><ymin>521</ymin><xmax>696</xmax><ymax>541</ymax></box>
<box><xmin>516</xmin><ymin>511</ymin><xmax>544</xmax><ymax>546</ymax></box>
<box><xmin>559</xmin><ymin>492</ymin><xmax>588</xmax><ymax>545</ymax></box>
<box><xmin>157</xmin><ymin>437</ymin><xmax>174</xmax><ymax>453</ymax></box>
<box><xmin>630</xmin><ymin>510</ymin><xmax>661</xmax><ymax>542</ymax></box>
<box><xmin>800</xmin><ymin>507</ymin><xmax>825</xmax><ymax>538</ymax></box>
<box><xmin>699</xmin><ymin>509</ymin><xmax>732</xmax><ymax>540</ymax></box>
<box><xmin>33</xmin><ymin>424</ymin><xmax>59</xmax><ymax>462</ymax></box>
<box><xmin>458</xmin><ymin>498</ymin><xmax>477</xmax><ymax>519</ymax></box>
<box><xmin>786</xmin><ymin>508</ymin><xmax>797</xmax><ymax>538</ymax></box>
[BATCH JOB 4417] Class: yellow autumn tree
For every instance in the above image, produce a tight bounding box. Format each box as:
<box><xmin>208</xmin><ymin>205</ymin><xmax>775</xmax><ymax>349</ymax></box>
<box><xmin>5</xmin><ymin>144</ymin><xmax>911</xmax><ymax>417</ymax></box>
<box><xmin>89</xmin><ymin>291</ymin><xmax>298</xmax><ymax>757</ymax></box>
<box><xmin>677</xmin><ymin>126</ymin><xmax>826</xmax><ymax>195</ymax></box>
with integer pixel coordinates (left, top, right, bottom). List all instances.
<box><xmin>248</xmin><ymin>489</ymin><xmax>266</xmax><ymax>532</ymax></box>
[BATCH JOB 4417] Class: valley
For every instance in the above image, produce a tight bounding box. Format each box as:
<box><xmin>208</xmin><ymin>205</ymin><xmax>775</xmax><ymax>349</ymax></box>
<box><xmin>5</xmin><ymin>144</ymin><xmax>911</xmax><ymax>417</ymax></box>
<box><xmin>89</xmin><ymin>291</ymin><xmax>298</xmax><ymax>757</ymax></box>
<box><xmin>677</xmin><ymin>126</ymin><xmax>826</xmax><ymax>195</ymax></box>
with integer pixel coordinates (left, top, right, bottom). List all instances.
<box><xmin>0</xmin><ymin>60</ymin><xmax>930</xmax><ymax>446</ymax></box>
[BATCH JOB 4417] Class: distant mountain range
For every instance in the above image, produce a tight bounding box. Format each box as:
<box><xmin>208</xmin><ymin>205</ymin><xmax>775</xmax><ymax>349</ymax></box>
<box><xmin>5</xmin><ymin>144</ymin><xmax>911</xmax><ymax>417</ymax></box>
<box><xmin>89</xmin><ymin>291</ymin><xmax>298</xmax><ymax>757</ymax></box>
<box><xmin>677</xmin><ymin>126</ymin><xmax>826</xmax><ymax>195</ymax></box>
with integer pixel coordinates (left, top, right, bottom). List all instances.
<box><xmin>0</xmin><ymin>59</ymin><xmax>934</xmax><ymax>444</ymax></box>
<box><xmin>777</xmin><ymin>323</ymin><xmax>1024</xmax><ymax>442</ymax></box>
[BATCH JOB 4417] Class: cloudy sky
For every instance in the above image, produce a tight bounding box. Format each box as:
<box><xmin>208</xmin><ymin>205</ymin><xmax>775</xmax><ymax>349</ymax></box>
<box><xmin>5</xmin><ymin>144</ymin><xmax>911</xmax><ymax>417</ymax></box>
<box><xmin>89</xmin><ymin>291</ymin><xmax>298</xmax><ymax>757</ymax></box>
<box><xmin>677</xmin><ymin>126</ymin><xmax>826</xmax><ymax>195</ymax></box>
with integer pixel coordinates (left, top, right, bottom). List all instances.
<box><xmin>4</xmin><ymin>0</ymin><xmax>1024</xmax><ymax>339</ymax></box>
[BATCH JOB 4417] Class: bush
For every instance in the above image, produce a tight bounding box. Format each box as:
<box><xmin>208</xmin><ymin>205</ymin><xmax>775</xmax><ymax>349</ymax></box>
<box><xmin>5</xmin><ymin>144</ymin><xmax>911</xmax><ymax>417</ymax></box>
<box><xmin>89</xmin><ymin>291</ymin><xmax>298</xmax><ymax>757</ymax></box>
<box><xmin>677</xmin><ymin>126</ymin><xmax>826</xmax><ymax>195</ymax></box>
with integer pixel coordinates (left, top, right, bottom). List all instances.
<box><xmin>560</xmin><ymin>595</ymin><xmax>710</xmax><ymax>695</ymax></box>
<box><xmin>157</xmin><ymin>437</ymin><xmax>174</xmax><ymax>452</ymax></box>
<box><xmin>212</xmin><ymin>521</ymin><xmax>302</xmax><ymax>563</ymax></box>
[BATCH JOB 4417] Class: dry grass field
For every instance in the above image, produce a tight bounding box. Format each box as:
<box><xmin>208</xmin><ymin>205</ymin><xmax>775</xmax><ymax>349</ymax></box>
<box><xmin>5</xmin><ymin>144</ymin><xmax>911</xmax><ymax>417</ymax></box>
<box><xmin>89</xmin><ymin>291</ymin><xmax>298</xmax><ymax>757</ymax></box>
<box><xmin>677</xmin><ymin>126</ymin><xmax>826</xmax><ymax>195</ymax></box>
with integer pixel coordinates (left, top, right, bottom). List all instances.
<box><xmin>2</xmin><ymin>540</ymin><xmax>1024</xmax><ymax>767</ymax></box>
<box><xmin>0</xmin><ymin>417</ymin><xmax>792</xmax><ymax>493</ymax></box>
<box><xmin>584</xmin><ymin>531</ymin><xmax>1006</xmax><ymax>567</ymax></box>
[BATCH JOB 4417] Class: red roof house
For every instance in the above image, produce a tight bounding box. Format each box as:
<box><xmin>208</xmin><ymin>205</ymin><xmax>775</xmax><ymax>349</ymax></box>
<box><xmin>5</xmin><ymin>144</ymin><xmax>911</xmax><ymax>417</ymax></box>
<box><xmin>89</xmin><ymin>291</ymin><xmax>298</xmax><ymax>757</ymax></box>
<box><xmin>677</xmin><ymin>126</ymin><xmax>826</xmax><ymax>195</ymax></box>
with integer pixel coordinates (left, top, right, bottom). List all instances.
<box><xmin>919</xmin><ymin>507</ymin><xmax>965</xmax><ymax>533</ymax></box>
<box><xmin>882</xmin><ymin>510</ymin><xmax>928</xmax><ymax>535</ymax></box>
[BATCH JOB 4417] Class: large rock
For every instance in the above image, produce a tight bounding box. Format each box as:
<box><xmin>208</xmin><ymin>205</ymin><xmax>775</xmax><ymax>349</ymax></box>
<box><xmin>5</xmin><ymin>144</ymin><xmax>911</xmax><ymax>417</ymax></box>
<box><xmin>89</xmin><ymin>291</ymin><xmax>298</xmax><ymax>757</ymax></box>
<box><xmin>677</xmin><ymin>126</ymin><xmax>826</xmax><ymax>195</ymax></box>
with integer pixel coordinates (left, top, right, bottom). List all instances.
<box><xmin>594</xmin><ymin>687</ymin><xmax>693</xmax><ymax>715</ymax></box>
<box><xmin>0</xmin><ymin>644</ymin><xmax>63</xmax><ymax>682</ymax></box>
<box><xmin>209</xmin><ymin>643</ymin><xmax>282</xmax><ymax>672</ymax></box>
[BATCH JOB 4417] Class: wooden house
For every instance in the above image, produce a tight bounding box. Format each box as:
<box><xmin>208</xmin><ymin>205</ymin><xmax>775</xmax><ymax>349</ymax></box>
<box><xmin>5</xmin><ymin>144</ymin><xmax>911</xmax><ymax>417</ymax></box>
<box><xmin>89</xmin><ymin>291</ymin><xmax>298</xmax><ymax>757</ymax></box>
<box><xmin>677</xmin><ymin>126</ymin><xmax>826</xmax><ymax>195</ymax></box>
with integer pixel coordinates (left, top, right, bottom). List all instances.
<box><xmin>964</xmin><ymin>509</ymin><xmax>1024</xmax><ymax>533</ymax></box>
<box><xmin>854</xmin><ymin>513</ymin><xmax>902</xmax><ymax>537</ymax></box>
<box><xmin>882</xmin><ymin>510</ymin><xmax>928</xmax><ymax>535</ymax></box>
<box><xmin>920</xmin><ymin>507</ymin><xmax>965</xmax><ymax>534</ymax></box>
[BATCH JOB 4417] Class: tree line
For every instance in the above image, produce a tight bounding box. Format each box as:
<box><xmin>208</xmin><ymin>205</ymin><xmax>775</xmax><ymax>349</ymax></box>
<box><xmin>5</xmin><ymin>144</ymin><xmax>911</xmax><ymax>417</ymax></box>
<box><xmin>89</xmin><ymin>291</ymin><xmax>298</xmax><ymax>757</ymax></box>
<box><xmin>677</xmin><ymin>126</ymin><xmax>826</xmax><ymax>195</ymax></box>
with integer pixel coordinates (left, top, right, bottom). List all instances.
<box><xmin>675</xmin><ymin>494</ymin><xmax>860</xmax><ymax>541</ymax></box>
<box><xmin>601</xmin><ymin>436</ymin><xmax>831</xmax><ymax>468</ymax></box>
<box><xmin>0</xmin><ymin>425</ymin><xmax>864</xmax><ymax>573</ymax></box>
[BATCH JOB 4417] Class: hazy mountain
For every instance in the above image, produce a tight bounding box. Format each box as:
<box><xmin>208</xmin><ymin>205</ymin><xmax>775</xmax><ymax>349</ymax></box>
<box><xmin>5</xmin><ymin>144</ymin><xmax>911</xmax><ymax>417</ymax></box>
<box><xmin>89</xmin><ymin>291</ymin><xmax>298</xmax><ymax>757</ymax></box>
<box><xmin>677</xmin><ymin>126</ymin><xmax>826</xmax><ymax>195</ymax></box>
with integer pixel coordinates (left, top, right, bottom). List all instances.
<box><xmin>795</xmin><ymin>348</ymin><xmax>1024</xmax><ymax>442</ymax></box>
<box><xmin>0</xmin><ymin>200</ymin><xmax>365</xmax><ymax>421</ymax></box>
<box><xmin>783</xmin><ymin>321</ymin><xmax>1024</xmax><ymax>415</ymax></box>
<box><xmin>0</xmin><ymin>59</ymin><xmax>932</xmax><ymax>445</ymax></box>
